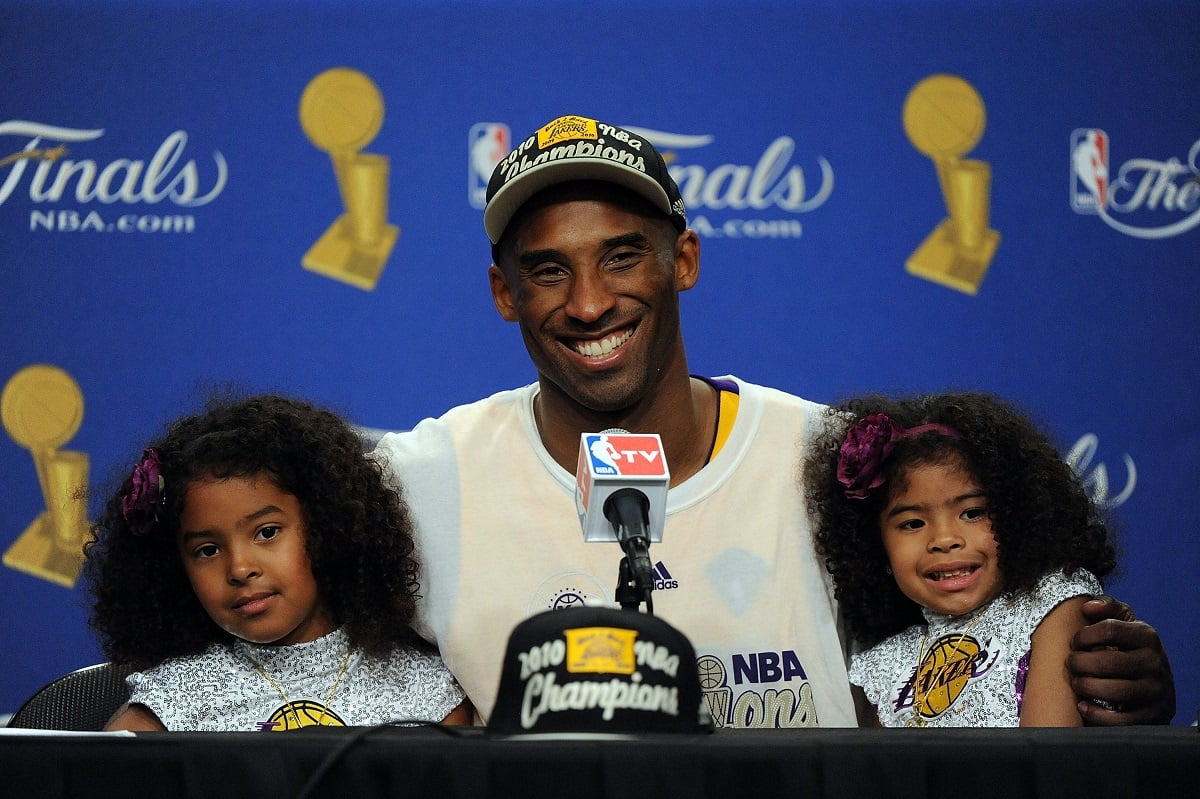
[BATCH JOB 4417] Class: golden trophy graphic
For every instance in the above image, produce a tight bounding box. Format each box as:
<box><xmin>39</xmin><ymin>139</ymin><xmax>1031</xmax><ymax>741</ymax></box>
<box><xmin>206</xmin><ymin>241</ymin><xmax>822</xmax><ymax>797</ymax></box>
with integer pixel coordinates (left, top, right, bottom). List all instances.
<box><xmin>903</xmin><ymin>74</ymin><xmax>1001</xmax><ymax>295</ymax></box>
<box><xmin>2</xmin><ymin>364</ymin><xmax>90</xmax><ymax>588</ymax></box>
<box><xmin>299</xmin><ymin>67</ymin><xmax>399</xmax><ymax>291</ymax></box>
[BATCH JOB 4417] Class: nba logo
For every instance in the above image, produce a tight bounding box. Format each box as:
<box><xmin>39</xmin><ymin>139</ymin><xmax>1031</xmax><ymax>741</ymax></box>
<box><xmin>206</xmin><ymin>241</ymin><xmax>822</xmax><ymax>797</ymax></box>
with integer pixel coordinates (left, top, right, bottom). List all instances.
<box><xmin>1070</xmin><ymin>128</ymin><xmax>1109</xmax><ymax>213</ymax></box>
<box><xmin>469</xmin><ymin>123</ymin><xmax>510</xmax><ymax>209</ymax></box>
<box><xmin>576</xmin><ymin>432</ymin><xmax>669</xmax><ymax>543</ymax></box>
<box><xmin>584</xmin><ymin>434</ymin><xmax>667</xmax><ymax>477</ymax></box>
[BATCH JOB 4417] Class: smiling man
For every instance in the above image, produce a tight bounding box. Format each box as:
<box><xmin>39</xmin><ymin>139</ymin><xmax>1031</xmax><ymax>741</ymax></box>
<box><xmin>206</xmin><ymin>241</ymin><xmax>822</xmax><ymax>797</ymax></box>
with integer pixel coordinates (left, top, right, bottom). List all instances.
<box><xmin>372</xmin><ymin>115</ymin><xmax>1174</xmax><ymax>727</ymax></box>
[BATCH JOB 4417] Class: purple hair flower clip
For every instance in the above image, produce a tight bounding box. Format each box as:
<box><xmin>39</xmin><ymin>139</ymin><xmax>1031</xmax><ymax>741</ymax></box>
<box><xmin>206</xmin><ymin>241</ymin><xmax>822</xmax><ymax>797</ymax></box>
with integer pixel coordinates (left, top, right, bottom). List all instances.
<box><xmin>121</xmin><ymin>447</ymin><xmax>165</xmax><ymax>536</ymax></box>
<box><xmin>836</xmin><ymin>413</ymin><xmax>962</xmax><ymax>500</ymax></box>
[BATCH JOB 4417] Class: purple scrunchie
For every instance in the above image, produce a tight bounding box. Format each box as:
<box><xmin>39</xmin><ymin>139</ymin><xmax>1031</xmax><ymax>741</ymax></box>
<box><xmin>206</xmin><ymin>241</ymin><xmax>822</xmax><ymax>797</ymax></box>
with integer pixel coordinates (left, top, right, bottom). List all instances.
<box><xmin>121</xmin><ymin>447</ymin><xmax>164</xmax><ymax>536</ymax></box>
<box><xmin>836</xmin><ymin>413</ymin><xmax>961</xmax><ymax>500</ymax></box>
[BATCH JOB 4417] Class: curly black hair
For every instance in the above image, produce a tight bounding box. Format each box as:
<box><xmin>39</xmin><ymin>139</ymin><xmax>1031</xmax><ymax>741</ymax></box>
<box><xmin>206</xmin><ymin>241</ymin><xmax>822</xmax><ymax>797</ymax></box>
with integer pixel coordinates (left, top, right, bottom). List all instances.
<box><xmin>805</xmin><ymin>391</ymin><xmax>1117</xmax><ymax>649</ymax></box>
<box><xmin>84</xmin><ymin>394</ymin><xmax>420</xmax><ymax>668</ymax></box>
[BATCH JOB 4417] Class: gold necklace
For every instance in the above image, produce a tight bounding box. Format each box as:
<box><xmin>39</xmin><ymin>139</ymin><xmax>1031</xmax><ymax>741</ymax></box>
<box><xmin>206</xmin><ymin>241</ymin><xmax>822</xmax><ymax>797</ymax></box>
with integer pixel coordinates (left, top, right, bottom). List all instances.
<box><xmin>251</xmin><ymin>647</ymin><xmax>352</xmax><ymax>729</ymax></box>
<box><xmin>907</xmin><ymin>612</ymin><xmax>984</xmax><ymax>727</ymax></box>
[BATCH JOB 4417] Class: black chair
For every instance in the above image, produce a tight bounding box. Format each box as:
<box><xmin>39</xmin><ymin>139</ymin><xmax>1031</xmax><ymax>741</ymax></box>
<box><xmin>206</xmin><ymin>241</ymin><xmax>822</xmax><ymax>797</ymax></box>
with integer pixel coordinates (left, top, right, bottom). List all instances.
<box><xmin>7</xmin><ymin>662</ymin><xmax>135</xmax><ymax>731</ymax></box>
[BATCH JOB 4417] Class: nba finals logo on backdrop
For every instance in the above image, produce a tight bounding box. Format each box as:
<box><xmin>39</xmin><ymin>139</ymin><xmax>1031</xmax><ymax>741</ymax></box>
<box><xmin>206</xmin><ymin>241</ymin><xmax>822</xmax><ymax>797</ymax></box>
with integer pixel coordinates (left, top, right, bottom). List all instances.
<box><xmin>469</xmin><ymin>123</ymin><xmax>510</xmax><ymax>208</ymax></box>
<box><xmin>903</xmin><ymin>74</ymin><xmax>1001</xmax><ymax>296</ymax></box>
<box><xmin>1</xmin><ymin>365</ymin><xmax>90</xmax><ymax>588</ymax></box>
<box><xmin>468</xmin><ymin>122</ymin><xmax>833</xmax><ymax>240</ymax></box>
<box><xmin>0</xmin><ymin>121</ymin><xmax>226</xmax><ymax>234</ymax></box>
<box><xmin>1070</xmin><ymin>128</ymin><xmax>1200</xmax><ymax>240</ymax></box>
<box><xmin>1066</xmin><ymin>433</ymin><xmax>1136</xmax><ymax>511</ymax></box>
<box><xmin>299</xmin><ymin>68</ymin><xmax>399</xmax><ymax>291</ymax></box>
<box><xmin>1070</xmin><ymin>129</ymin><xmax>1110</xmax><ymax>213</ymax></box>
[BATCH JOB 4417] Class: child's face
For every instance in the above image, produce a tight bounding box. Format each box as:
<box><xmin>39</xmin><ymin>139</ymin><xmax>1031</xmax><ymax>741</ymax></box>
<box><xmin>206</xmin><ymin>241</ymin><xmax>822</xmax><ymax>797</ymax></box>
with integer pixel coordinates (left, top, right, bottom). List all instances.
<box><xmin>177</xmin><ymin>474</ymin><xmax>335</xmax><ymax>646</ymax></box>
<box><xmin>878</xmin><ymin>460</ymin><xmax>1003</xmax><ymax>618</ymax></box>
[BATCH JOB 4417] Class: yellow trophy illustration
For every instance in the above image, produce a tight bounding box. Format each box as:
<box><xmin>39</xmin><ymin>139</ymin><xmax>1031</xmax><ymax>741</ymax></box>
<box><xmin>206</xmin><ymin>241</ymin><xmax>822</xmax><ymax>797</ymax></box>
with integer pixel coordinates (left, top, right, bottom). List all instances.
<box><xmin>2</xmin><ymin>364</ymin><xmax>90</xmax><ymax>588</ymax></box>
<box><xmin>299</xmin><ymin>67</ymin><xmax>399</xmax><ymax>291</ymax></box>
<box><xmin>903</xmin><ymin>74</ymin><xmax>1000</xmax><ymax>295</ymax></box>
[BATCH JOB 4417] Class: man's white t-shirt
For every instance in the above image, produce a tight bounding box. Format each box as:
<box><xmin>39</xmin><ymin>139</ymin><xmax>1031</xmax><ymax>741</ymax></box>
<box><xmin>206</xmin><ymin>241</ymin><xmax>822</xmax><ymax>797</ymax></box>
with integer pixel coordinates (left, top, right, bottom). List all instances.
<box><xmin>374</xmin><ymin>377</ymin><xmax>856</xmax><ymax>727</ymax></box>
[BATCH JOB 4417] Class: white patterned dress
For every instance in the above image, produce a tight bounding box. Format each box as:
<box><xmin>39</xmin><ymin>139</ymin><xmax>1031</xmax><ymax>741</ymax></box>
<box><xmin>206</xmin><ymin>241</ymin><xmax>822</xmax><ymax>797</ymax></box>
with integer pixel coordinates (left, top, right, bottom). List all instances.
<box><xmin>126</xmin><ymin>628</ymin><xmax>465</xmax><ymax>731</ymax></box>
<box><xmin>848</xmin><ymin>570</ymin><xmax>1101</xmax><ymax>727</ymax></box>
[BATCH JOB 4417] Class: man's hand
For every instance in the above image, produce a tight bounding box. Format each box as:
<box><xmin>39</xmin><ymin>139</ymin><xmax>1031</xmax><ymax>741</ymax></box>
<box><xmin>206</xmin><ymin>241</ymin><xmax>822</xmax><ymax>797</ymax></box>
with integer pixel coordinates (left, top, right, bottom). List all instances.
<box><xmin>1068</xmin><ymin>595</ymin><xmax>1176</xmax><ymax>725</ymax></box>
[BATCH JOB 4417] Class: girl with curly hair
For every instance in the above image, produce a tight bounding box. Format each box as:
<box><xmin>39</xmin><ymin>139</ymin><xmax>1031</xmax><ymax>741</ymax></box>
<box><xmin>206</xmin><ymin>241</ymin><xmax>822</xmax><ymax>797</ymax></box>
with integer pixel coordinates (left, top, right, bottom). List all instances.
<box><xmin>805</xmin><ymin>391</ymin><xmax>1116</xmax><ymax>728</ymax></box>
<box><xmin>86</xmin><ymin>394</ymin><xmax>470</xmax><ymax>731</ymax></box>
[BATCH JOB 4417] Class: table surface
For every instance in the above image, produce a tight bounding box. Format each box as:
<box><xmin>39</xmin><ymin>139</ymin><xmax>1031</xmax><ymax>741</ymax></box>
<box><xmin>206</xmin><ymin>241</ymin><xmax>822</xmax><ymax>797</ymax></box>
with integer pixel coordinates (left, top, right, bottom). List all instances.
<box><xmin>1</xmin><ymin>724</ymin><xmax>1196</xmax><ymax>799</ymax></box>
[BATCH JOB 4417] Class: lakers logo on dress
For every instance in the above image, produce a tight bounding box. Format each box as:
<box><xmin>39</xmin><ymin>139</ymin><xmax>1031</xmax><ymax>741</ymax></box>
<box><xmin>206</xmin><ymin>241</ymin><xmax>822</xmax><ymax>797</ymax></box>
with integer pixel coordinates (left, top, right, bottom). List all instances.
<box><xmin>913</xmin><ymin>632</ymin><xmax>983</xmax><ymax>720</ymax></box>
<box><xmin>264</xmin><ymin>700</ymin><xmax>347</xmax><ymax>731</ymax></box>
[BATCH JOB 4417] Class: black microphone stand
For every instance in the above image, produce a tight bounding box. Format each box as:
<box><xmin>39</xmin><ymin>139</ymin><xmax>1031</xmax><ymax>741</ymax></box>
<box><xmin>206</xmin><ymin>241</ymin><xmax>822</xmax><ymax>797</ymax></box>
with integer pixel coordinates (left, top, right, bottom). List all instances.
<box><xmin>606</xmin><ymin>488</ymin><xmax>656</xmax><ymax>614</ymax></box>
<box><xmin>614</xmin><ymin>539</ymin><xmax>654</xmax><ymax>613</ymax></box>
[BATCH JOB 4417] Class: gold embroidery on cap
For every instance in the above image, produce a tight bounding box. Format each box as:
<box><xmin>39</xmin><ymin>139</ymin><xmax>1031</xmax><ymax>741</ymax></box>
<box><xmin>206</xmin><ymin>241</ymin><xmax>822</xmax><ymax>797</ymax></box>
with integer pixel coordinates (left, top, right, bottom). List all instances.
<box><xmin>565</xmin><ymin>626</ymin><xmax>637</xmax><ymax>675</ymax></box>
<box><xmin>538</xmin><ymin>116</ymin><xmax>598</xmax><ymax>150</ymax></box>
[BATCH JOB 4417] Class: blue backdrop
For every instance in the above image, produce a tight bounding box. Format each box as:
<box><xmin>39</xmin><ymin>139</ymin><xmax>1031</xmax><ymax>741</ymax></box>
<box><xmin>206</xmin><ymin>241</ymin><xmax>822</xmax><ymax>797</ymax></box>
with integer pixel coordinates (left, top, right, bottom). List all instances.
<box><xmin>3</xmin><ymin>0</ymin><xmax>1197</xmax><ymax>723</ymax></box>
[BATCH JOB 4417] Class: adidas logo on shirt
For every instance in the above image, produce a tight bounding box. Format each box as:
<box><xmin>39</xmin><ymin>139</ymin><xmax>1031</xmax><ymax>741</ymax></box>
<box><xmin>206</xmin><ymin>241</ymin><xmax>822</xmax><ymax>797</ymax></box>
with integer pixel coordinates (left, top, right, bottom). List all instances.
<box><xmin>653</xmin><ymin>560</ymin><xmax>679</xmax><ymax>591</ymax></box>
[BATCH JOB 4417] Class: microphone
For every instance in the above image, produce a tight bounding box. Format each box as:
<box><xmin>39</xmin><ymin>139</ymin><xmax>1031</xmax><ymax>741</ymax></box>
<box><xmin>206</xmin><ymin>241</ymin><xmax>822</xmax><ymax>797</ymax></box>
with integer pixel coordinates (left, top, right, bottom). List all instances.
<box><xmin>575</xmin><ymin>430</ymin><xmax>669</xmax><ymax>543</ymax></box>
<box><xmin>603</xmin><ymin>486</ymin><xmax>654</xmax><ymax>604</ymax></box>
<box><xmin>575</xmin><ymin>430</ymin><xmax>669</xmax><ymax>611</ymax></box>
<box><xmin>490</xmin><ymin>436</ymin><xmax>709</xmax><ymax>735</ymax></box>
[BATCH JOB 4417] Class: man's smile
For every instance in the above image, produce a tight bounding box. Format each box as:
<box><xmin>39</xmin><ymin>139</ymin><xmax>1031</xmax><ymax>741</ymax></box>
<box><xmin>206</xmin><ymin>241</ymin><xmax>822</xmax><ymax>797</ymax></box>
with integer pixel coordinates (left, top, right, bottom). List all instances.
<box><xmin>568</xmin><ymin>326</ymin><xmax>634</xmax><ymax>359</ymax></box>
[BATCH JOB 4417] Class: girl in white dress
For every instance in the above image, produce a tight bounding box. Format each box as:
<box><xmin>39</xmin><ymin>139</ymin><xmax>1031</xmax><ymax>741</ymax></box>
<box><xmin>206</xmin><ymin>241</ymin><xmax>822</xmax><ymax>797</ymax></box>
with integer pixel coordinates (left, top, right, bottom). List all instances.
<box><xmin>806</xmin><ymin>391</ymin><xmax>1116</xmax><ymax>727</ymax></box>
<box><xmin>86</xmin><ymin>394</ymin><xmax>470</xmax><ymax>731</ymax></box>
